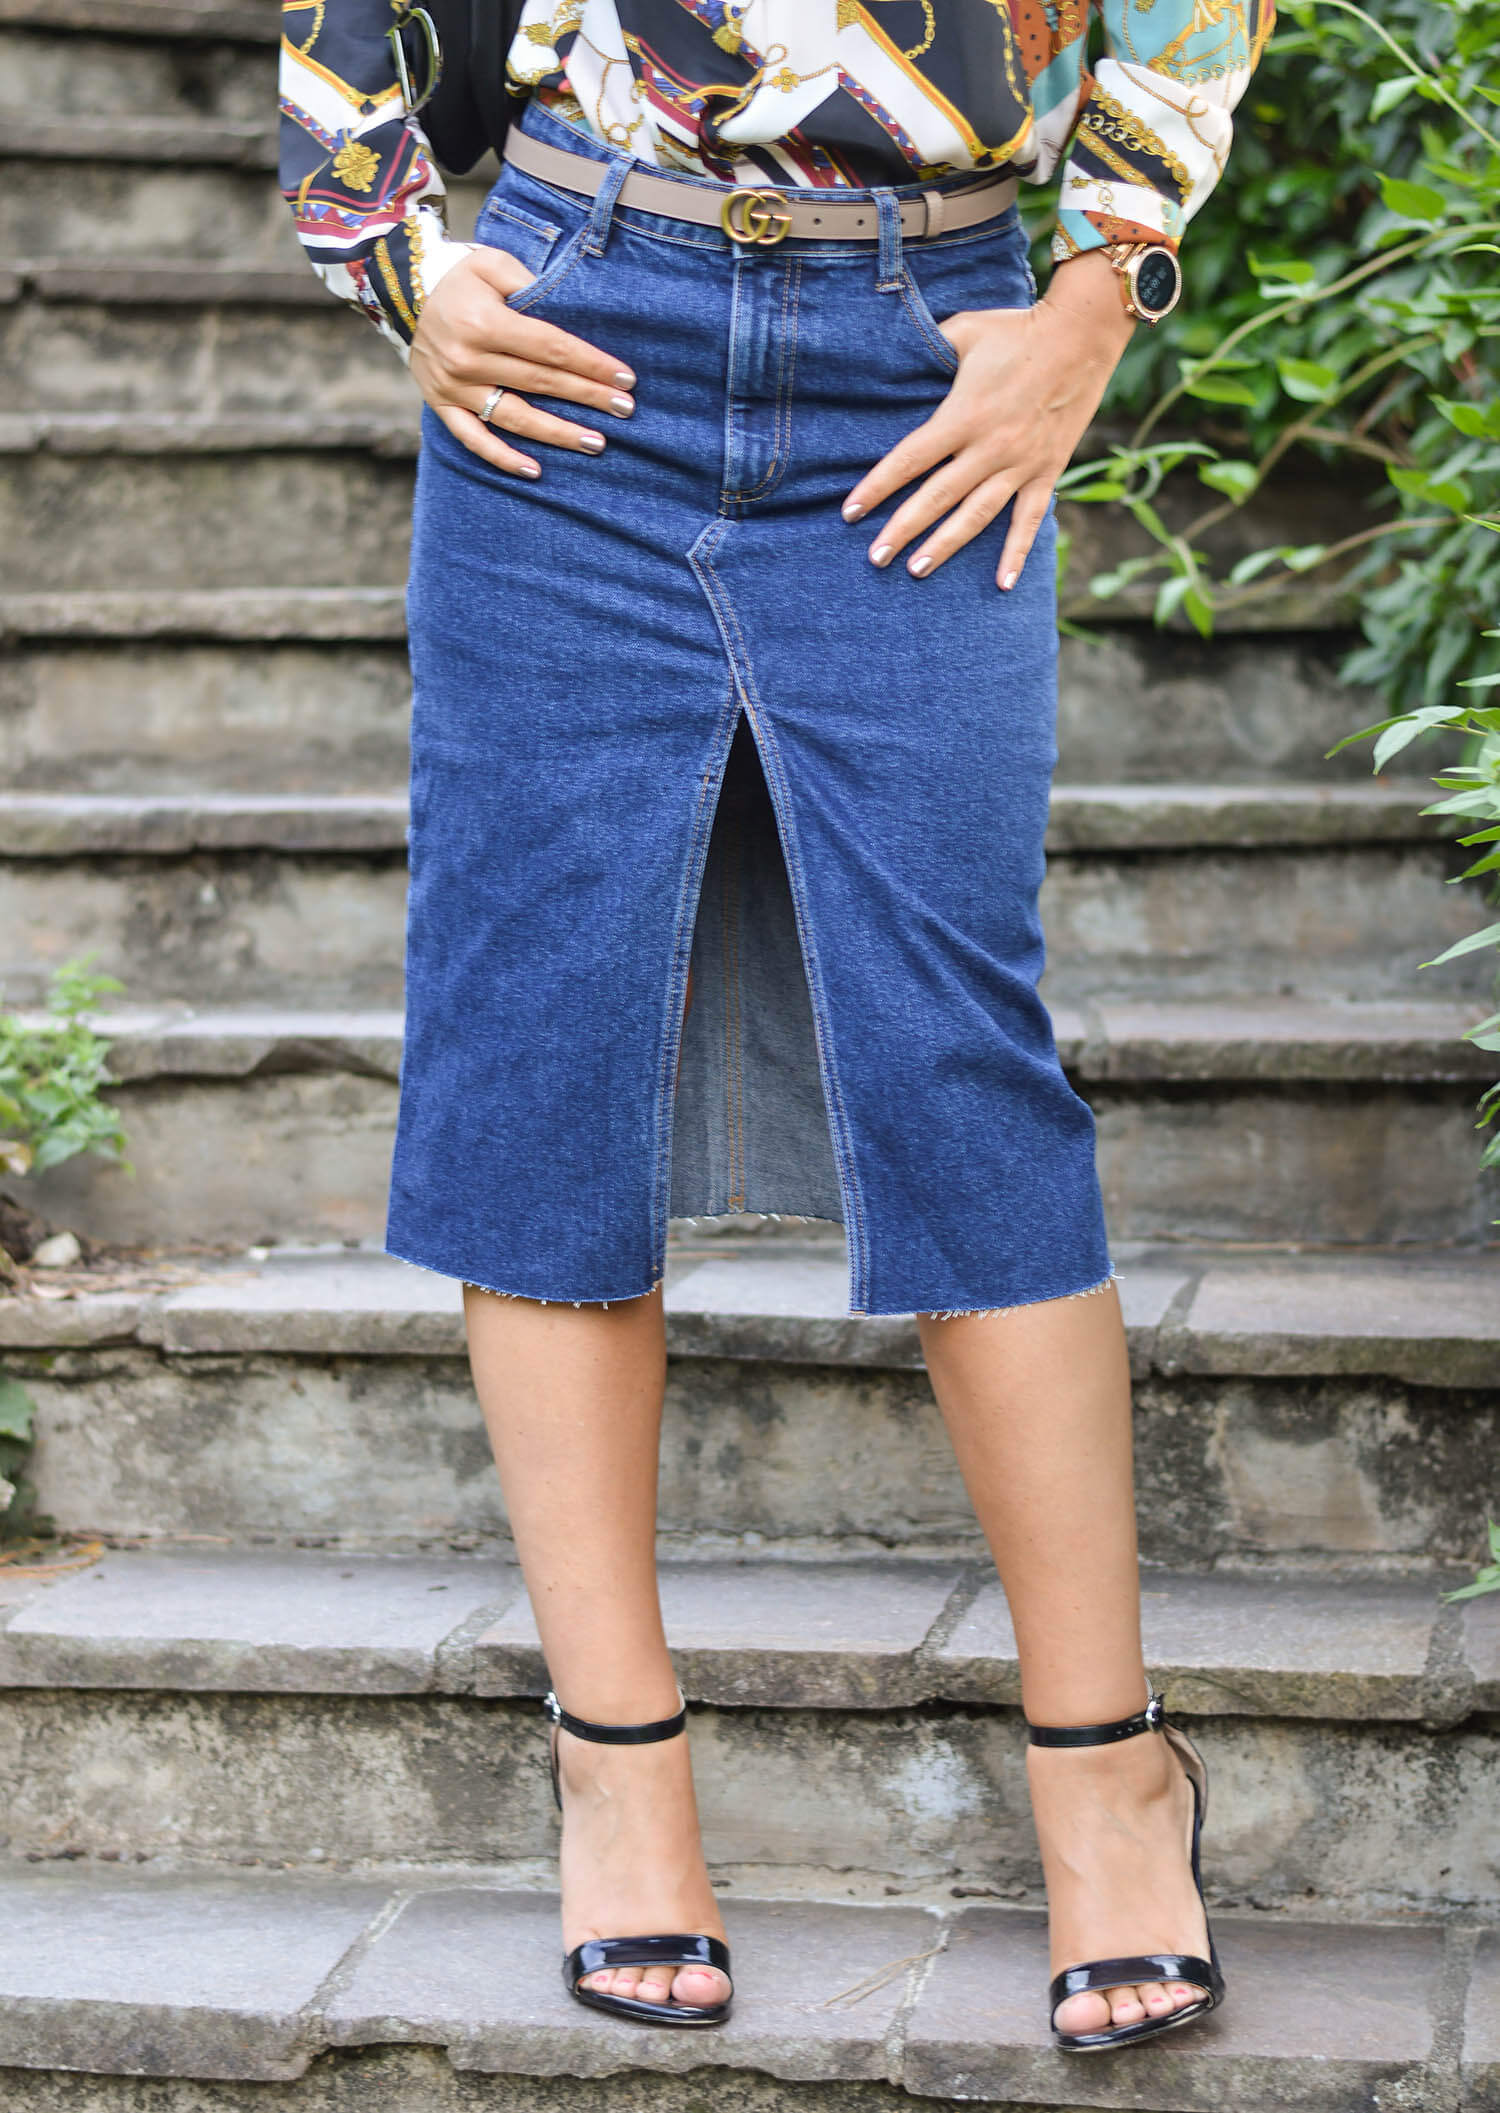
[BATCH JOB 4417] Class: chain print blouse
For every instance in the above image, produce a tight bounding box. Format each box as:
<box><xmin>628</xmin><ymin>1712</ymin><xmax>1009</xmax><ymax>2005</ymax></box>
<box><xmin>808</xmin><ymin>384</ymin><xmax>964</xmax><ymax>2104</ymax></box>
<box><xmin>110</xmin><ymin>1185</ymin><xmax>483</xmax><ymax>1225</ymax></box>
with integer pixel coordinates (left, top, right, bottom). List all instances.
<box><xmin>278</xmin><ymin>0</ymin><xmax>1275</xmax><ymax>367</ymax></box>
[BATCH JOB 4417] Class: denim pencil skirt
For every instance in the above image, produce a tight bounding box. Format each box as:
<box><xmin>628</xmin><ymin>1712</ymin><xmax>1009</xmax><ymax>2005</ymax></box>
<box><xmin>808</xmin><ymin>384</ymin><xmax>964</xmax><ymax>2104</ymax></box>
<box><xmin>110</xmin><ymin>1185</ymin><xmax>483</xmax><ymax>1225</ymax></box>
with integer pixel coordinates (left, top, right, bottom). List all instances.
<box><xmin>387</xmin><ymin>94</ymin><xmax>1114</xmax><ymax>1320</ymax></box>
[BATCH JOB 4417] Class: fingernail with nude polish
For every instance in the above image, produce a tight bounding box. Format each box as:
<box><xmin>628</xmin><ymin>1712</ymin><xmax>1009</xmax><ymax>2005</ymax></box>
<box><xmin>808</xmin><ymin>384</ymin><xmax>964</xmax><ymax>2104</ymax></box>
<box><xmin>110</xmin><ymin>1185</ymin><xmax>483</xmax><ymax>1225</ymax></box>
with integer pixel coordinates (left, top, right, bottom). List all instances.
<box><xmin>610</xmin><ymin>394</ymin><xmax>634</xmax><ymax>416</ymax></box>
<box><xmin>1001</xmin><ymin>570</ymin><xmax>1019</xmax><ymax>591</ymax></box>
<box><xmin>579</xmin><ymin>431</ymin><xmax>606</xmax><ymax>454</ymax></box>
<box><xmin>614</xmin><ymin>367</ymin><xmax>636</xmax><ymax>388</ymax></box>
<box><xmin>517</xmin><ymin>461</ymin><xmax>541</xmax><ymax>480</ymax></box>
<box><xmin>870</xmin><ymin>543</ymin><xmax>892</xmax><ymax>568</ymax></box>
<box><xmin>909</xmin><ymin>553</ymin><xmax>932</xmax><ymax>577</ymax></box>
<box><xmin>842</xmin><ymin>499</ymin><xmax>865</xmax><ymax>522</ymax></box>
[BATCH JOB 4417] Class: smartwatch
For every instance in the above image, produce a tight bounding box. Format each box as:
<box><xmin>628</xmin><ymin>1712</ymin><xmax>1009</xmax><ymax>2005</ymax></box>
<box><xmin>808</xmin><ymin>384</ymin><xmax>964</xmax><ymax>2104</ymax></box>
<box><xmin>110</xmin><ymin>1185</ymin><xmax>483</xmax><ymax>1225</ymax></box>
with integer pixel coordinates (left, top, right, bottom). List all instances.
<box><xmin>1103</xmin><ymin>241</ymin><xmax>1183</xmax><ymax>325</ymax></box>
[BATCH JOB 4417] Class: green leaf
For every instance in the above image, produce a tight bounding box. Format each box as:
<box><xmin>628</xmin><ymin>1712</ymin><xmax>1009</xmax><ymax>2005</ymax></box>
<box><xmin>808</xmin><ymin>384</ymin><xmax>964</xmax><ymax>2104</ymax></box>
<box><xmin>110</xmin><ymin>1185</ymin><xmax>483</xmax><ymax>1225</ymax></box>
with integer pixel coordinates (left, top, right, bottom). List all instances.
<box><xmin>1279</xmin><ymin>544</ymin><xmax>1327</xmax><ymax>573</ymax></box>
<box><xmin>1434</xmin><ymin>397</ymin><xmax>1500</xmax><ymax>440</ymax></box>
<box><xmin>1127</xmin><ymin>498</ymin><xmax>1173</xmax><ymax>547</ymax></box>
<box><xmin>1198</xmin><ymin>460</ymin><xmax>1259</xmax><ymax>500</ymax></box>
<box><xmin>1277</xmin><ymin>356</ymin><xmax>1338</xmax><ymax>403</ymax></box>
<box><xmin>1366</xmin><ymin>705</ymin><xmax>1469</xmax><ymax>770</ymax></box>
<box><xmin>1183</xmin><ymin>374</ymin><xmax>1260</xmax><ymax>407</ymax></box>
<box><xmin>1421</xmin><ymin>921</ymin><xmax>1500</xmax><ymax>968</ymax></box>
<box><xmin>1370</xmin><ymin>75</ymin><xmax>1418</xmax><ymax>119</ymax></box>
<box><xmin>1374</xmin><ymin>719</ymin><xmax>1432</xmax><ymax>770</ymax></box>
<box><xmin>1379</xmin><ymin>175</ymin><xmax>1448</xmax><ymax>224</ymax></box>
<box><xmin>1246</xmin><ymin>252</ymin><xmax>1316</xmax><ymax>284</ymax></box>
<box><xmin>1229</xmin><ymin>547</ymin><xmax>1287</xmax><ymax>588</ymax></box>
<box><xmin>1087</xmin><ymin>555</ymin><xmax>1160</xmax><ymax>601</ymax></box>
<box><xmin>0</xmin><ymin>1375</ymin><xmax>36</xmax><ymax>1445</ymax></box>
<box><xmin>1182</xmin><ymin>585</ymin><xmax>1215</xmax><ymax>638</ymax></box>
<box><xmin>1066</xmin><ymin>480</ymin><xmax>1129</xmax><ymax>502</ymax></box>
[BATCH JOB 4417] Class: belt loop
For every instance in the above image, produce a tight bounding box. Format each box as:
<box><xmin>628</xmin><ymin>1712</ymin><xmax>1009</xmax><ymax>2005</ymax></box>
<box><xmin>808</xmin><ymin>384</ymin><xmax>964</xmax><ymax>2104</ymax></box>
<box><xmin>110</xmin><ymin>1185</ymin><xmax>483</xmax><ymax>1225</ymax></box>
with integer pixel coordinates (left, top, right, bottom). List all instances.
<box><xmin>874</xmin><ymin>188</ymin><xmax>903</xmax><ymax>291</ymax></box>
<box><xmin>921</xmin><ymin>187</ymin><xmax>945</xmax><ymax>240</ymax></box>
<box><xmin>583</xmin><ymin>152</ymin><xmax>634</xmax><ymax>256</ymax></box>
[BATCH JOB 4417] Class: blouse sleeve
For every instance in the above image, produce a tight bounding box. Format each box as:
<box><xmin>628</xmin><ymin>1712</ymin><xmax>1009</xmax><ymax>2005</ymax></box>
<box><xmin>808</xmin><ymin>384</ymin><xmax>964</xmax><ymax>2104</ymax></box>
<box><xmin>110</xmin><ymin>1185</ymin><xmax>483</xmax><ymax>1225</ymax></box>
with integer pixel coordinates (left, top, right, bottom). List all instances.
<box><xmin>278</xmin><ymin>0</ymin><xmax>478</xmax><ymax>365</ymax></box>
<box><xmin>1050</xmin><ymin>0</ymin><xmax>1277</xmax><ymax>265</ymax></box>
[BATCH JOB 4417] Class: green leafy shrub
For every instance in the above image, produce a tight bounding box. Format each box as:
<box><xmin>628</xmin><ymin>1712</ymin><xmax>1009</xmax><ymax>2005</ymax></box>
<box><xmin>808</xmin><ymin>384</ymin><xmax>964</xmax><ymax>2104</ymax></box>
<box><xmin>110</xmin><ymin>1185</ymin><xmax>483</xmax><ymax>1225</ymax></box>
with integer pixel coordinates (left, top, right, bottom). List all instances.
<box><xmin>0</xmin><ymin>960</ymin><xmax>131</xmax><ymax>1186</ymax></box>
<box><xmin>1057</xmin><ymin>0</ymin><xmax>1499</xmax><ymax>1186</ymax></box>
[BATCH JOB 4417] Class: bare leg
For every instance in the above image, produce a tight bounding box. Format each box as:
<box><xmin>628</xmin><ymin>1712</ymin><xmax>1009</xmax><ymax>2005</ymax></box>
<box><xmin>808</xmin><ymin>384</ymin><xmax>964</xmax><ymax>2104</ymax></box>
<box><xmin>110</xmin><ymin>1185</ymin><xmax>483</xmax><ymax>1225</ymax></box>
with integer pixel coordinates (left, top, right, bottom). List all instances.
<box><xmin>917</xmin><ymin>1285</ymin><xmax>1209</xmax><ymax>2036</ymax></box>
<box><xmin>464</xmin><ymin>1283</ymin><xmax>728</xmax><ymax>2007</ymax></box>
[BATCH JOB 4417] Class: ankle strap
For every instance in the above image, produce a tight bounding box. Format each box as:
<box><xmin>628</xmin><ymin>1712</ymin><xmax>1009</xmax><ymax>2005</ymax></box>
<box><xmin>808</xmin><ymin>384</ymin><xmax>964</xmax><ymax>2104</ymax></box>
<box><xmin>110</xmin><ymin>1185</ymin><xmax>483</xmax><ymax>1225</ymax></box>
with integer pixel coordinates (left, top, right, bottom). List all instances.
<box><xmin>542</xmin><ymin>1689</ymin><xmax>687</xmax><ymax>1745</ymax></box>
<box><xmin>1027</xmin><ymin>1685</ymin><xmax>1167</xmax><ymax>1748</ymax></box>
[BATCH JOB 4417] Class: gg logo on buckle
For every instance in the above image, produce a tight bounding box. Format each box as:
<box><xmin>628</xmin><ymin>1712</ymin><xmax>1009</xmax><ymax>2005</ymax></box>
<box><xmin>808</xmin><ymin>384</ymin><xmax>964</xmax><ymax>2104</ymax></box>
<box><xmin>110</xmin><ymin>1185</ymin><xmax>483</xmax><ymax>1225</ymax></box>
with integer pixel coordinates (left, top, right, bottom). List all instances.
<box><xmin>721</xmin><ymin>186</ymin><xmax>793</xmax><ymax>246</ymax></box>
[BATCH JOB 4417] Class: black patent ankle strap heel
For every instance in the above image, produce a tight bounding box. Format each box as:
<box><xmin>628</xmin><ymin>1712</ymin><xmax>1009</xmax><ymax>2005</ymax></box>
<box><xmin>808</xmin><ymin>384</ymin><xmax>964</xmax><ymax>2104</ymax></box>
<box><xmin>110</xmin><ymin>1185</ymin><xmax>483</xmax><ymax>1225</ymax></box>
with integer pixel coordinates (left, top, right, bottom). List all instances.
<box><xmin>543</xmin><ymin>1689</ymin><xmax>733</xmax><ymax>2027</ymax></box>
<box><xmin>1027</xmin><ymin>1682</ymin><xmax>1225</xmax><ymax>2054</ymax></box>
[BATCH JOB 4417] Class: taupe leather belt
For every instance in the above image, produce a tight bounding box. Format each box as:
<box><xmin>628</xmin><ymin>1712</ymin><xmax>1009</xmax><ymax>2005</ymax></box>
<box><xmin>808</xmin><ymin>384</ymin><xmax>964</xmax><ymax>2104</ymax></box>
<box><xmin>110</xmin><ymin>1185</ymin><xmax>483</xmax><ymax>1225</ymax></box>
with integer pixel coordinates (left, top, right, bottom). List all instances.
<box><xmin>502</xmin><ymin>127</ymin><xmax>1019</xmax><ymax>246</ymax></box>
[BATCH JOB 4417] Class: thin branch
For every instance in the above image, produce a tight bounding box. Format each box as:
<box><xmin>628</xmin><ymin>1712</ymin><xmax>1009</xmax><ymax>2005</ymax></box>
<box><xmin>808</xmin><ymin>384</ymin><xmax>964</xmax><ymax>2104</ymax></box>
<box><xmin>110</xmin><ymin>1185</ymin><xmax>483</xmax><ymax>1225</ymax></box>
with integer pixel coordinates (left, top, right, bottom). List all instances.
<box><xmin>1131</xmin><ymin>224</ymin><xmax>1500</xmax><ymax>446</ymax></box>
<box><xmin>1308</xmin><ymin>0</ymin><xmax>1500</xmax><ymax>154</ymax></box>
<box><xmin>1179</xmin><ymin>336</ymin><xmax>1433</xmax><ymax>543</ymax></box>
<box><xmin>1214</xmin><ymin>512</ymin><xmax>1458</xmax><ymax>611</ymax></box>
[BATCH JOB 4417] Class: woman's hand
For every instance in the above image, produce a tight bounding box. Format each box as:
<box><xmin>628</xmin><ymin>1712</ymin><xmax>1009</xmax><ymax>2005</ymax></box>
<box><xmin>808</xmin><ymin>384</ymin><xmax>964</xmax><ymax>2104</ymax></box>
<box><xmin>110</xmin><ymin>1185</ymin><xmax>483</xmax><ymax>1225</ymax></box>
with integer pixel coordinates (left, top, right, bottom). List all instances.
<box><xmin>409</xmin><ymin>245</ymin><xmax>638</xmax><ymax>479</ymax></box>
<box><xmin>842</xmin><ymin>247</ymin><xmax>1137</xmax><ymax>588</ymax></box>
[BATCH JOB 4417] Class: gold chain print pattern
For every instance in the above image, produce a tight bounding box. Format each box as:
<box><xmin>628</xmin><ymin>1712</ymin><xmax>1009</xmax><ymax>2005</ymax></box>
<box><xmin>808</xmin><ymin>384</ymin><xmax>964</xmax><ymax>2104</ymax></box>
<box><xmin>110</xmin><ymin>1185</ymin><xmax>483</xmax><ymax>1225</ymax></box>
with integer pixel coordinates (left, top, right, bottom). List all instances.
<box><xmin>278</xmin><ymin>0</ymin><xmax>1274</xmax><ymax>357</ymax></box>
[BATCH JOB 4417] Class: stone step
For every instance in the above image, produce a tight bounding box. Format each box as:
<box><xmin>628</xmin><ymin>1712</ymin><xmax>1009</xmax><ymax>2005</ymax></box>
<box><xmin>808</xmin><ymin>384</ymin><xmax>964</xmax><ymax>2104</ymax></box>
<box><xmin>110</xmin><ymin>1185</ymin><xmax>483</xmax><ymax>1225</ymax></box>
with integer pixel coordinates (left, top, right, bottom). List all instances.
<box><xmin>0</xmin><ymin>783</ymin><xmax>1447</xmax><ymax>855</ymax></box>
<box><xmin>5</xmin><ymin>1544</ymin><xmax>1488</xmax><ymax>1723</ymax></box>
<box><xmin>14</xmin><ymin>1000</ymin><xmax>1495</xmax><ymax>1249</ymax></box>
<box><xmin>3</xmin><ymin>270</ymin><xmax>415</xmax><ymax>436</ymax></box>
<box><xmin>0</xmin><ymin>448</ymin><xmax>419</xmax><ymax>593</ymax></box>
<box><xmin>0</xmin><ymin>1546</ymin><xmax>1494</xmax><ymax>1906</ymax></box>
<box><xmin>0</xmin><ymin>160</ymin><xmax>491</xmax><ymax>270</ymax></box>
<box><xmin>0</xmin><ymin>1864</ymin><xmax>1481</xmax><ymax>2113</ymax></box>
<box><xmin>0</xmin><ymin>414</ymin><xmax>1358</xmax><ymax>625</ymax></box>
<box><xmin>0</xmin><ymin>409</ymin><xmax>422</xmax><ymax>454</ymax></box>
<box><xmin>1</xmin><ymin>613</ymin><xmax>1400</xmax><ymax>795</ymax></box>
<box><xmin>0</xmin><ymin>0</ymin><xmax>275</xmax><ymax>40</ymax></box>
<box><xmin>4</xmin><ymin>113</ymin><xmax>276</xmax><ymax>166</ymax></box>
<box><xmin>8</xmin><ymin>1242</ymin><xmax>1498</xmax><ymax>1559</ymax></box>
<box><xmin>0</xmin><ymin>786</ymin><xmax>1481</xmax><ymax>1009</ymax></box>
<box><xmin>0</xmin><ymin>23</ymin><xmax>272</xmax><ymax>132</ymax></box>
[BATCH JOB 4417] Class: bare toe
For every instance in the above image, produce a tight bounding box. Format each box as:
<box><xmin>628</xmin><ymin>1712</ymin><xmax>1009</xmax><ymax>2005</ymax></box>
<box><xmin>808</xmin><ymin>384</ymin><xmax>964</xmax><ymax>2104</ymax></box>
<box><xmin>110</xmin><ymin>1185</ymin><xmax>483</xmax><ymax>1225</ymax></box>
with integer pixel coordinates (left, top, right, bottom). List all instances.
<box><xmin>1107</xmin><ymin>1985</ymin><xmax>1147</xmax><ymax>2025</ymax></box>
<box><xmin>634</xmin><ymin>1966</ymin><xmax>676</xmax><ymax>2005</ymax></box>
<box><xmin>673</xmin><ymin>1964</ymin><xmax>731</xmax><ymax>2007</ymax></box>
<box><xmin>1053</xmin><ymin>1989</ymin><xmax>1114</xmax><ymax>2035</ymax></box>
<box><xmin>1138</xmin><ymin>1981</ymin><xmax>1175</xmax><ymax>2015</ymax></box>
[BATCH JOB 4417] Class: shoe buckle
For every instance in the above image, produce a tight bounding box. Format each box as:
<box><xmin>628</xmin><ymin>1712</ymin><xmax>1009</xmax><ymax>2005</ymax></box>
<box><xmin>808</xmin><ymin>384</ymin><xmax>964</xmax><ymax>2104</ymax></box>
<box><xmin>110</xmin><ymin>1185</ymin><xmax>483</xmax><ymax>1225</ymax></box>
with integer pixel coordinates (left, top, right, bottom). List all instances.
<box><xmin>541</xmin><ymin>1689</ymin><xmax>562</xmax><ymax>1725</ymax></box>
<box><xmin>722</xmin><ymin>186</ymin><xmax>793</xmax><ymax>246</ymax></box>
<box><xmin>1144</xmin><ymin>1688</ymin><xmax>1166</xmax><ymax>1731</ymax></box>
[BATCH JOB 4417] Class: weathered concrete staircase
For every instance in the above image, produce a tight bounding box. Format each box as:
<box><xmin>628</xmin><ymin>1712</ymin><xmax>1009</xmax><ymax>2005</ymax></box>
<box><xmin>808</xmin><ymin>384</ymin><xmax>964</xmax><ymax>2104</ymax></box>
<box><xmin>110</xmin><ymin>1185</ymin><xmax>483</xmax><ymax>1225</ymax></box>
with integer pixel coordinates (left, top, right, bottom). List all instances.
<box><xmin>2</xmin><ymin>3</ymin><xmax>1498</xmax><ymax>2108</ymax></box>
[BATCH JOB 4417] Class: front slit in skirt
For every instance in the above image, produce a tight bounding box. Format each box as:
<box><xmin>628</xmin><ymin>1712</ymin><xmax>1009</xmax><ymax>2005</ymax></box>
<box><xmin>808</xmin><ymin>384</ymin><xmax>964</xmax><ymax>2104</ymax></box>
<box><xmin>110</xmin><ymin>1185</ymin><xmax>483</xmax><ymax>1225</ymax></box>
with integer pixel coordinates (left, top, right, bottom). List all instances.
<box><xmin>386</xmin><ymin>95</ymin><xmax>1114</xmax><ymax>1319</ymax></box>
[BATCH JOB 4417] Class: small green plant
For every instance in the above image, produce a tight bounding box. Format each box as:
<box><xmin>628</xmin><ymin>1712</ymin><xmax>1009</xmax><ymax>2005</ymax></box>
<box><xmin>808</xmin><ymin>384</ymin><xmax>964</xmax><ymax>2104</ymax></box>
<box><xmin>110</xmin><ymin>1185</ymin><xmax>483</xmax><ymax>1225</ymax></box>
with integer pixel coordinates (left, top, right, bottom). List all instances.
<box><xmin>0</xmin><ymin>958</ymin><xmax>131</xmax><ymax>1189</ymax></box>
<box><xmin>1441</xmin><ymin>1515</ymin><xmax>1500</xmax><ymax>1600</ymax></box>
<box><xmin>1330</xmin><ymin>631</ymin><xmax>1500</xmax><ymax>1184</ymax></box>
<box><xmin>0</xmin><ymin>1372</ymin><xmax>39</xmax><ymax>1540</ymax></box>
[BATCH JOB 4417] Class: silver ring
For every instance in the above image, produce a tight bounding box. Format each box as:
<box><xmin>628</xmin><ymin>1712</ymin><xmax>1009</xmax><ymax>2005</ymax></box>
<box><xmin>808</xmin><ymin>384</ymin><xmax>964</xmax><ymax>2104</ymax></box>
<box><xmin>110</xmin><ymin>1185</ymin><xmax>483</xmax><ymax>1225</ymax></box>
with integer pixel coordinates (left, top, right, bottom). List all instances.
<box><xmin>480</xmin><ymin>384</ymin><xmax>508</xmax><ymax>424</ymax></box>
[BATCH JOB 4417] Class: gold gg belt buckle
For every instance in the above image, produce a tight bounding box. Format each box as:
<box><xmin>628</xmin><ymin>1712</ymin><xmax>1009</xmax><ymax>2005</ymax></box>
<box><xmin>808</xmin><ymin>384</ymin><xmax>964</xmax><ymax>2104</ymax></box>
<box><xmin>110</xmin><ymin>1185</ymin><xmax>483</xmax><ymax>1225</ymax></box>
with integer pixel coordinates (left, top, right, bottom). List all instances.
<box><xmin>721</xmin><ymin>186</ymin><xmax>793</xmax><ymax>246</ymax></box>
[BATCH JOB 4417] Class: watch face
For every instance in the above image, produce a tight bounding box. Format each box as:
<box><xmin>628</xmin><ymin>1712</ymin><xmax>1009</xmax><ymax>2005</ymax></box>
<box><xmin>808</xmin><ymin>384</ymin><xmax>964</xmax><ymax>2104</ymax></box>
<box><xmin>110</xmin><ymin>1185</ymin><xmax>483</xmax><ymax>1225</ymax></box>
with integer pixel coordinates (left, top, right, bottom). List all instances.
<box><xmin>1134</xmin><ymin>247</ymin><xmax>1181</xmax><ymax>317</ymax></box>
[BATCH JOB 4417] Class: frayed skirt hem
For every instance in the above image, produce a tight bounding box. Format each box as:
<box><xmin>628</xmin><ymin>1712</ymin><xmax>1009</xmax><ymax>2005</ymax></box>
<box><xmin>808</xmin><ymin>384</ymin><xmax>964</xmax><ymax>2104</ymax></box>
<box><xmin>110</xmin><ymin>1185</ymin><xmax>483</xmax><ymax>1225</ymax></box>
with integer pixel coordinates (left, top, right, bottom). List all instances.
<box><xmin>916</xmin><ymin>1264</ymin><xmax>1119</xmax><ymax>1323</ymax></box>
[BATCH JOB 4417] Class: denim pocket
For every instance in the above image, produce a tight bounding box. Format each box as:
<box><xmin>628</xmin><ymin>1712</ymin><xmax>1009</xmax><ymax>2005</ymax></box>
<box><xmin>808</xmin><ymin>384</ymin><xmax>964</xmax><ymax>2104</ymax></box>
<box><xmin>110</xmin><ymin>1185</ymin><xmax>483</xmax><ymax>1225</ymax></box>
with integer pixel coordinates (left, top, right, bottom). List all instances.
<box><xmin>498</xmin><ymin>218</ymin><xmax>592</xmax><ymax>318</ymax></box>
<box><xmin>898</xmin><ymin>257</ymin><xmax>962</xmax><ymax>376</ymax></box>
<box><xmin>898</xmin><ymin>214</ymin><xmax>1035</xmax><ymax>377</ymax></box>
<box><xmin>475</xmin><ymin>195</ymin><xmax>564</xmax><ymax>279</ymax></box>
<box><xmin>474</xmin><ymin>181</ymin><xmax>595</xmax><ymax>318</ymax></box>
